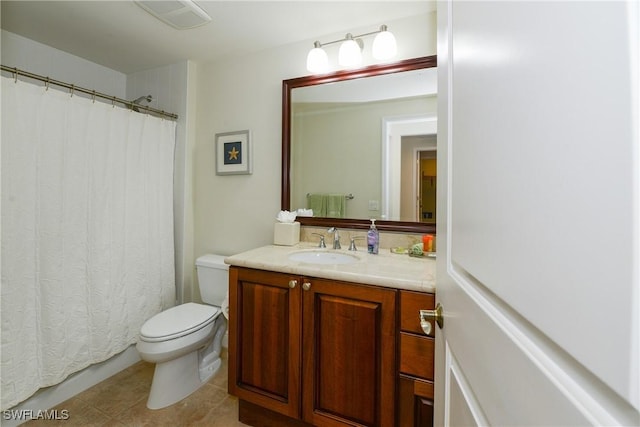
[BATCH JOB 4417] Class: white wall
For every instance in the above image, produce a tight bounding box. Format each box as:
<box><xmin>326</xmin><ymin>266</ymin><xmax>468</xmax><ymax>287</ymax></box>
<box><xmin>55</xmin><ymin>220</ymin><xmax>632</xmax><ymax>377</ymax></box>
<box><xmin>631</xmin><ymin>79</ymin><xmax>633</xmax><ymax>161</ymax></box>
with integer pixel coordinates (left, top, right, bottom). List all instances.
<box><xmin>1</xmin><ymin>30</ymin><xmax>126</xmax><ymax>97</ymax></box>
<box><xmin>193</xmin><ymin>12</ymin><xmax>436</xmax><ymax>265</ymax></box>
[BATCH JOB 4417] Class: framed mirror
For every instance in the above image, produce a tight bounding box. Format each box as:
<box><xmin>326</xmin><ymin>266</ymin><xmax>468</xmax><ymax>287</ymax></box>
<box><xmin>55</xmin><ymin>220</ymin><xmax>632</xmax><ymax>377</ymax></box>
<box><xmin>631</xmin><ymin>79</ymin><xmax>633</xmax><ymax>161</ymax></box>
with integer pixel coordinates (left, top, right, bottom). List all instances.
<box><xmin>282</xmin><ymin>56</ymin><xmax>437</xmax><ymax>233</ymax></box>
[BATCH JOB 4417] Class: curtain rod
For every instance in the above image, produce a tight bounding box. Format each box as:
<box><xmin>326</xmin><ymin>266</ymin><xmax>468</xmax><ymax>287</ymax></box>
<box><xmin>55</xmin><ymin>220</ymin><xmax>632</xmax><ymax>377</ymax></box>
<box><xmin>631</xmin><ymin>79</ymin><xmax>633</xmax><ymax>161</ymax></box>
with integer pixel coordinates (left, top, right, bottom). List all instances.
<box><xmin>1</xmin><ymin>65</ymin><xmax>178</xmax><ymax>120</ymax></box>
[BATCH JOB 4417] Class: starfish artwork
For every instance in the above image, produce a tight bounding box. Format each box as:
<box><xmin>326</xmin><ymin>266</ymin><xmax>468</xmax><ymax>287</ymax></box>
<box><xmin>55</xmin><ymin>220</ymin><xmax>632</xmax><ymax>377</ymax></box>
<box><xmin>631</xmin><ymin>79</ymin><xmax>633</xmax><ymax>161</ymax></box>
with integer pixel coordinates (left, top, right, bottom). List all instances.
<box><xmin>224</xmin><ymin>141</ymin><xmax>242</xmax><ymax>165</ymax></box>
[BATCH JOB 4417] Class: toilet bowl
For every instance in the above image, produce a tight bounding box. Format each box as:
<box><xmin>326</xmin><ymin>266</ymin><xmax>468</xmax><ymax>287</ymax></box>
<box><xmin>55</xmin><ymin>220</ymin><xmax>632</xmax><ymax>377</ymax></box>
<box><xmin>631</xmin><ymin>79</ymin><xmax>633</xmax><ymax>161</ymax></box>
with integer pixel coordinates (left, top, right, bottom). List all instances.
<box><xmin>136</xmin><ymin>254</ymin><xmax>229</xmax><ymax>409</ymax></box>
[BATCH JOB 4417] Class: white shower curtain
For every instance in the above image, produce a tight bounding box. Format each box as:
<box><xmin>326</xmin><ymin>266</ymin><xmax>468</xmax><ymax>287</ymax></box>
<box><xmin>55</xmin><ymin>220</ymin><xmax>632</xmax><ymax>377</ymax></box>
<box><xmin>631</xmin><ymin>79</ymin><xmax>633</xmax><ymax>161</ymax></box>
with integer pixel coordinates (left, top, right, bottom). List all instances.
<box><xmin>1</xmin><ymin>76</ymin><xmax>176</xmax><ymax>410</ymax></box>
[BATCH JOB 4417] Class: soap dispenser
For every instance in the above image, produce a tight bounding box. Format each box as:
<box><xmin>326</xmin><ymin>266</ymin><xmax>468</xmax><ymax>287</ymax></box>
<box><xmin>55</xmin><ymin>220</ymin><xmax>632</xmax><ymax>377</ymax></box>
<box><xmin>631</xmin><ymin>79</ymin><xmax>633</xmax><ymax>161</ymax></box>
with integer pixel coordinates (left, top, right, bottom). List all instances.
<box><xmin>367</xmin><ymin>219</ymin><xmax>379</xmax><ymax>254</ymax></box>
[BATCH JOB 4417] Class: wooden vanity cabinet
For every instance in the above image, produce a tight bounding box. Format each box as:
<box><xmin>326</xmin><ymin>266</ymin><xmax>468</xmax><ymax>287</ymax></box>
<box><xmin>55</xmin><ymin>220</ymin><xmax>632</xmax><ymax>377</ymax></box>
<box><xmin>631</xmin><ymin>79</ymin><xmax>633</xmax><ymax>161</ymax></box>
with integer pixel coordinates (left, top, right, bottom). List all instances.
<box><xmin>228</xmin><ymin>267</ymin><xmax>301</xmax><ymax>418</ymax></box>
<box><xmin>229</xmin><ymin>266</ymin><xmax>397</xmax><ymax>427</ymax></box>
<box><xmin>397</xmin><ymin>290</ymin><xmax>436</xmax><ymax>427</ymax></box>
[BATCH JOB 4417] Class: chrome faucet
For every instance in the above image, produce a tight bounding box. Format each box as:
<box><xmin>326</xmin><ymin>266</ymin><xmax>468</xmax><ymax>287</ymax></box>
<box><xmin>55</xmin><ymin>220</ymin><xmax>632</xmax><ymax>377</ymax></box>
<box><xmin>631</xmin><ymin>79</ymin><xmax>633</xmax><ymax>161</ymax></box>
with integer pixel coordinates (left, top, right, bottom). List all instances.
<box><xmin>348</xmin><ymin>236</ymin><xmax>365</xmax><ymax>251</ymax></box>
<box><xmin>312</xmin><ymin>233</ymin><xmax>326</xmax><ymax>248</ymax></box>
<box><xmin>327</xmin><ymin>227</ymin><xmax>341</xmax><ymax>249</ymax></box>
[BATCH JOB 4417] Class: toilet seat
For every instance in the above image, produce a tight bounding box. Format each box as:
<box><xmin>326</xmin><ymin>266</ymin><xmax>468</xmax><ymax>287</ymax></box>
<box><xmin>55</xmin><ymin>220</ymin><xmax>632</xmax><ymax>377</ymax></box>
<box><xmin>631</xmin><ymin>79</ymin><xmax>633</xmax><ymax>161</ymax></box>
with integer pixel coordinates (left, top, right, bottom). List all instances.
<box><xmin>140</xmin><ymin>302</ymin><xmax>220</xmax><ymax>342</ymax></box>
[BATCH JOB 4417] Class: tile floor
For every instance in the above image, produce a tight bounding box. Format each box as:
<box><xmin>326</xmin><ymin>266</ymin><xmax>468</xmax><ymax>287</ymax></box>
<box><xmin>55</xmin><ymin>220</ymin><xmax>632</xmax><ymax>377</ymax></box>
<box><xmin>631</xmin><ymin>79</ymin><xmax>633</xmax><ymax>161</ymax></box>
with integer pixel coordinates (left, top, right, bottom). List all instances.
<box><xmin>24</xmin><ymin>351</ymin><xmax>248</xmax><ymax>427</ymax></box>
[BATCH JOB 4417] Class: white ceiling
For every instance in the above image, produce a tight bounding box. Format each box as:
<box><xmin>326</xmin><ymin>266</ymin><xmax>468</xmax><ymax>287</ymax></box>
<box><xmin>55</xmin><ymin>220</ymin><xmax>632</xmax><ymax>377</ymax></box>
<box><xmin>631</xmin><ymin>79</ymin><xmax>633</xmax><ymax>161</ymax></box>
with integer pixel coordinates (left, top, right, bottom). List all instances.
<box><xmin>1</xmin><ymin>1</ymin><xmax>434</xmax><ymax>74</ymax></box>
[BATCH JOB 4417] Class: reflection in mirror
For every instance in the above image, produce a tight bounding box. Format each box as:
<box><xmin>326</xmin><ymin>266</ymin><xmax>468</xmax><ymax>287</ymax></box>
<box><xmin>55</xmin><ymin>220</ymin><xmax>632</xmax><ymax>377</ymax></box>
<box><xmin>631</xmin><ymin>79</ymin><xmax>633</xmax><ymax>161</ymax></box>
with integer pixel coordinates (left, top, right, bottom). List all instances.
<box><xmin>282</xmin><ymin>56</ymin><xmax>437</xmax><ymax>233</ymax></box>
<box><xmin>418</xmin><ymin>146</ymin><xmax>437</xmax><ymax>224</ymax></box>
<box><xmin>382</xmin><ymin>114</ymin><xmax>437</xmax><ymax>222</ymax></box>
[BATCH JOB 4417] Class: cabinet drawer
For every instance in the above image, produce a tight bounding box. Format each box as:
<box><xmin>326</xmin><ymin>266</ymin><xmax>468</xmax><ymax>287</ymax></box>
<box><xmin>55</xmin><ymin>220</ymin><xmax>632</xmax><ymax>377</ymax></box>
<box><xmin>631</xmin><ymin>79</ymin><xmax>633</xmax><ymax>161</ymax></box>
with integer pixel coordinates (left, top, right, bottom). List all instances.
<box><xmin>400</xmin><ymin>291</ymin><xmax>435</xmax><ymax>335</ymax></box>
<box><xmin>400</xmin><ymin>332</ymin><xmax>434</xmax><ymax>380</ymax></box>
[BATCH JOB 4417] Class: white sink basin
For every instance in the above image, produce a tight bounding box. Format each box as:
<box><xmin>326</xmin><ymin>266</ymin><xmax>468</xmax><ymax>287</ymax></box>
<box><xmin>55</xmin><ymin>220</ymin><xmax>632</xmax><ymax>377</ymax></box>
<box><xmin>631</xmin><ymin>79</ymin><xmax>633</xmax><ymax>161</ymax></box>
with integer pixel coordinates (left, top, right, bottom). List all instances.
<box><xmin>288</xmin><ymin>250</ymin><xmax>360</xmax><ymax>265</ymax></box>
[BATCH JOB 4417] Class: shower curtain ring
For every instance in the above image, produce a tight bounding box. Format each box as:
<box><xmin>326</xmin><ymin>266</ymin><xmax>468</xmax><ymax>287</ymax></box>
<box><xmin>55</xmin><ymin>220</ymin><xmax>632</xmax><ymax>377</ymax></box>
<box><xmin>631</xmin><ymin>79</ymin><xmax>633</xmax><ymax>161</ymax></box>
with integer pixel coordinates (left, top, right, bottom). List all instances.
<box><xmin>70</xmin><ymin>84</ymin><xmax>75</xmax><ymax>97</ymax></box>
<box><xmin>13</xmin><ymin>67</ymin><xmax>18</xmax><ymax>83</ymax></box>
<box><xmin>92</xmin><ymin>90</ymin><xmax>96</xmax><ymax>103</ymax></box>
<box><xmin>112</xmin><ymin>96</ymin><xmax>116</xmax><ymax>108</ymax></box>
<box><xmin>45</xmin><ymin>77</ymin><xmax>50</xmax><ymax>91</ymax></box>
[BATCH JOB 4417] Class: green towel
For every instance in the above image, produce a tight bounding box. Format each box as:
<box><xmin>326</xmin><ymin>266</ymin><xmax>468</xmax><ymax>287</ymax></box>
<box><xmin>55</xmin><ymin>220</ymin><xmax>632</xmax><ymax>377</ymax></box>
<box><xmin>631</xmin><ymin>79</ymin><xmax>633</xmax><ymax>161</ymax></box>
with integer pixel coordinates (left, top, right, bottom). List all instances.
<box><xmin>307</xmin><ymin>193</ymin><xmax>346</xmax><ymax>217</ymax></box>
<box><xmin>326</xmin><ymin>194</ymin><xmax>346</xmax><ymax>218</ymax></box>
<box><xmin>307</xmin><ymin>193</ymin><xmax>327</xmax><ymax>216</ymax></box>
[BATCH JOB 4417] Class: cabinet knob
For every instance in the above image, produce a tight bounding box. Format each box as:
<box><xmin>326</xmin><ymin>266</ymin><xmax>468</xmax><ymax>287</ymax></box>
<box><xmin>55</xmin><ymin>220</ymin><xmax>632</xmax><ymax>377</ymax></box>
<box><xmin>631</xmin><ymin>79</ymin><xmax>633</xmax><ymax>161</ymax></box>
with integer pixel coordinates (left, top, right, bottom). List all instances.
<box><xmin>419</xmin><ymin>303</ymin><xmax>444</xmax><ymax>335</ymax></box>
<box><xmin>302</xmin><ymin>281</ymin><xmax>311</xmax><ymax>291</ymax></box>
<box><xmin>288</xmin><ymin>280</ymin><xmax>298</xmax><ymax>289</ymax></box>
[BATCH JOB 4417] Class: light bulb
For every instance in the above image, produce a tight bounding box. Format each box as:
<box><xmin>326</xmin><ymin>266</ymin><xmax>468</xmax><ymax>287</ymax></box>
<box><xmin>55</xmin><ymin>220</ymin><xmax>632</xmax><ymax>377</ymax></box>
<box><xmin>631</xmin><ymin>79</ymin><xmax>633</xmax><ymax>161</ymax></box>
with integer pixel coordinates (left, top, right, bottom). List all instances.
<box><xmin>306</xmin><ymin>42</ymin><xmax>328</xmax><ymax>73</ymax></box>
<box><xmin>372</xmin><ymin>26</ymin><xmax>397</xmax><ymax>60</ymax></box>
<box><xmin>338</xmin><ymin>34</ymin><xmax>362</xmax><ymax>68</ymax></box>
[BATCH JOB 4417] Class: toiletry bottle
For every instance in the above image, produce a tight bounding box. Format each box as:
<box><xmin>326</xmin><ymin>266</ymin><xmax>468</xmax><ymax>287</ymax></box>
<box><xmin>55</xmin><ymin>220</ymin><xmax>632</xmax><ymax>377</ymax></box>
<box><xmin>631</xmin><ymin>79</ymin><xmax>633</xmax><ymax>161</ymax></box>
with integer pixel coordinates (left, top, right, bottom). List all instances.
<box><xmin>422</xmin><ymin>234</ymin><xmax>434</xmax><ymax>252</ymax></box>
<box><xmin>367</xmin><ymin>219</ymin><xmax>379</xmax><ymax>254</ymax></box>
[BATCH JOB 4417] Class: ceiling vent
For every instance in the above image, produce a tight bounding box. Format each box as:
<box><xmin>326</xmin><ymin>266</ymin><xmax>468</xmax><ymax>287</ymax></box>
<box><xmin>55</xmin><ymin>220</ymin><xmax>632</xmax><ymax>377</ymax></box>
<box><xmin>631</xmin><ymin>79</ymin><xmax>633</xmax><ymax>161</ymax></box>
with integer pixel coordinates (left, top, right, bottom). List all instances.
<box><xmin>134</xmin><ymin>0</ymin><xmax>211</xmax><ymax>30</ymax></box>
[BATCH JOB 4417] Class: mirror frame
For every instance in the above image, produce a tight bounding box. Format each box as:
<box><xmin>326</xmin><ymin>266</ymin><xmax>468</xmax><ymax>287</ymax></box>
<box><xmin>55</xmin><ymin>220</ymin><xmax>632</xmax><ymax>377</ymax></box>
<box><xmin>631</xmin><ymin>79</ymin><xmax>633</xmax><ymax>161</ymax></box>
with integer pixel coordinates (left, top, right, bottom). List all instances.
<box><xmin>282</xmin><ymin>55</ymin><xmax>437</xmax><ymax>233</ymax></box>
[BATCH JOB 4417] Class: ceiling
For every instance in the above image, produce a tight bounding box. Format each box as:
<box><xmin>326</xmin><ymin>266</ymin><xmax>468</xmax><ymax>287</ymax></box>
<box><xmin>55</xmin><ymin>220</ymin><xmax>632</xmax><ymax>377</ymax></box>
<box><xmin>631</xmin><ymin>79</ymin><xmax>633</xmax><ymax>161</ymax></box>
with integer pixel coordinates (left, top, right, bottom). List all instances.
<box><xmin>1</xmin><ymin>1</ymin><xmax>434</xmax><ymax>74</ymax></box>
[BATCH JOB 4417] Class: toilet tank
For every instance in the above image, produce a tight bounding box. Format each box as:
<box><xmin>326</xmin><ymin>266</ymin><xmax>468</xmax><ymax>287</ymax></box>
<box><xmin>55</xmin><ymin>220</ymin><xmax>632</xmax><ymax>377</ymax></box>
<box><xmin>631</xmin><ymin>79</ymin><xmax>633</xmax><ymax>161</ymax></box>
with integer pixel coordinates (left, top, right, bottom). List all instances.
<box><xmin>195</xmin><ymin>254</ymin><xmax>229</xmax><ymax>306</ymax></box>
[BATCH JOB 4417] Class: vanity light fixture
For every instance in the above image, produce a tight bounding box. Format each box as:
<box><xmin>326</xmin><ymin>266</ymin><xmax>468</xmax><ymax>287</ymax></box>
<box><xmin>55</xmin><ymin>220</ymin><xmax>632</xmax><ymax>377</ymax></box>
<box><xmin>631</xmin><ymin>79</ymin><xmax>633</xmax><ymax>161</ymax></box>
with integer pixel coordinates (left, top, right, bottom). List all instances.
<box><xmin>372</xmin><ymin>25</ymin><xmax>397</xmax><ymax>60</ymax></box>
<box><xmin>306</xmin><ymin>25</ymin><xmax>397</xmax><ymax>73</ymax></box>
<box><xmin>306</xmin><ymin>41</ymin><xmax>330</xmax><ymax>74</ymax></box>
<box><xmin>338</xmin><ymin>33</ymin><xmax>363</xmax><ymax>68</ymax></box>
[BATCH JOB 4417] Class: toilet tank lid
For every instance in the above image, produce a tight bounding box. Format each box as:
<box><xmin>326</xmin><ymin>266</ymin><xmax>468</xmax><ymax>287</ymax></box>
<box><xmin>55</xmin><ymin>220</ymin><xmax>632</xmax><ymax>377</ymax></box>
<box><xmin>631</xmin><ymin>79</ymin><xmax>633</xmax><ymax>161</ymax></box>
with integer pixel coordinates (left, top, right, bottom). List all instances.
<box><xmin>196</xmin><ymin>254</ymin><xmax>229</xmax><ymax>270</ymax></box>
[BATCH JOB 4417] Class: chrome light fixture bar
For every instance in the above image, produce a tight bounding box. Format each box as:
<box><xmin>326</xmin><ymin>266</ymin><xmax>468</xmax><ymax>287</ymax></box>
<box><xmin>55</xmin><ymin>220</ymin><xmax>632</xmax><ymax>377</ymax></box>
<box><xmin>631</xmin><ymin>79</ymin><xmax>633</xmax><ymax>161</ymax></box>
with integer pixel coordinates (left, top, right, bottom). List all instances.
<box><xmin>306</xmin><ymin>25</ymin><xmax>397</xmax><ymax>74</ymax></box>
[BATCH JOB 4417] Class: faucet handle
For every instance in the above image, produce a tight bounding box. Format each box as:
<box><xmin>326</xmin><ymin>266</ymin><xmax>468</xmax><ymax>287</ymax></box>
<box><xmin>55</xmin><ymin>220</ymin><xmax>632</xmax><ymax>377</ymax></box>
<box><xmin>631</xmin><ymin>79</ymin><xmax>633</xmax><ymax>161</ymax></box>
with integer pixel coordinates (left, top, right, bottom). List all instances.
<box><xmin>348</xmin><ymin>236</ymin><xmax>365</xmax><ymax>251</ymax></box>
<box><xmin>311</xmin><ymin>233</ymin><xmax>326</xmax><ymax>248</ymax></box>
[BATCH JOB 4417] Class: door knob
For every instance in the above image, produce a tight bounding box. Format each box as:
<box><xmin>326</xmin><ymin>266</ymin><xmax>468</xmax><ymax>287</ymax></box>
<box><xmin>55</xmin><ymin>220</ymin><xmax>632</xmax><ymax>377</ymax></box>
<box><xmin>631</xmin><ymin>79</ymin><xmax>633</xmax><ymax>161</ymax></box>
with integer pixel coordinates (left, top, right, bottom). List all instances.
<box><xmin>419</xmin><ymin>303</ymin><xmax>443</xmax><ymax>335</ymax></box>
<box><xmin>420</xmin><ymin>317</ymin><xmax>432</xmax><ymax>335</ymax></box>
<box><xmin>288</xmin><ymin>280</ymin><xmax>297</xmax><ymax>289</ymax></box>
<box><xmin>302</xmin><ymin>282</ymin><xmax>311</xmax><ymax>291</ymax></box>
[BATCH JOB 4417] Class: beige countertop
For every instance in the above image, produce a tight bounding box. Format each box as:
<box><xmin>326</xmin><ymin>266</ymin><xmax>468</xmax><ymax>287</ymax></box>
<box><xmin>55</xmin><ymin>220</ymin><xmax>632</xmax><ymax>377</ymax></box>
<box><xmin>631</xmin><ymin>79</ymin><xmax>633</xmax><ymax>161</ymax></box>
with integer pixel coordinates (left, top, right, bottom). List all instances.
<box><xmin>224</xmin><ymin>243</ymin><xmax>435</xmax><ymax>293</ymax></box>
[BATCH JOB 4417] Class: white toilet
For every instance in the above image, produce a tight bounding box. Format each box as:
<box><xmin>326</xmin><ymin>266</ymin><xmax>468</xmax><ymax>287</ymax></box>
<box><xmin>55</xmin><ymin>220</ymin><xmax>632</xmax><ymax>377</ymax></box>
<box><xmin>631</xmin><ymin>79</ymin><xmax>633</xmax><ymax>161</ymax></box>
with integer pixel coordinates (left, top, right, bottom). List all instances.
<box><xmin>136</xmin><ymin>254</ymin><xmax>229</xmax><ymax>409</ymax></box>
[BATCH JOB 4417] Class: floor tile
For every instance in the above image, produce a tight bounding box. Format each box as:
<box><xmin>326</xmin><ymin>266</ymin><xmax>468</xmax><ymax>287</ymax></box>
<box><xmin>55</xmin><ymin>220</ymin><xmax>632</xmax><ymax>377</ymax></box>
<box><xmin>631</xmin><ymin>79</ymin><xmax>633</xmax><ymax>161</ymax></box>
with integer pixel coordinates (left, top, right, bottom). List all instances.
<box><xmin>22</xmin><ymin>355</ymin><xmax>248</xmax><ymax>427</ymax></box>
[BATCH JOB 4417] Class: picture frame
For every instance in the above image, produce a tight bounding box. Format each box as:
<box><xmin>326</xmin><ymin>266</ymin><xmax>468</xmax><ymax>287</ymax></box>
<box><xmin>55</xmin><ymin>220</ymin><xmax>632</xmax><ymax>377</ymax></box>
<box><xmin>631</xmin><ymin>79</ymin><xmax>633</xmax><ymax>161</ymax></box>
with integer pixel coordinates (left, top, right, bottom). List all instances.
<box><xmin>215</xmin><ymin>130</ymin><xmax>252</xmax><ymax>175</ymax></box>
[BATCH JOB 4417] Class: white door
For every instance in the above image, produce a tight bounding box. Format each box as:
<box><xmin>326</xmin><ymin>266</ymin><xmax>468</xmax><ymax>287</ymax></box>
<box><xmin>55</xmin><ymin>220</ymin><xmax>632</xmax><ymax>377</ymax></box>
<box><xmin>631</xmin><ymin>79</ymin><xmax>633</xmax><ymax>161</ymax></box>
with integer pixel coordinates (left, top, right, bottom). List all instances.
<box><xmin>435</xmin><ymin>1</ymin><xmax>639</xmax><ymax>426</ymax></box>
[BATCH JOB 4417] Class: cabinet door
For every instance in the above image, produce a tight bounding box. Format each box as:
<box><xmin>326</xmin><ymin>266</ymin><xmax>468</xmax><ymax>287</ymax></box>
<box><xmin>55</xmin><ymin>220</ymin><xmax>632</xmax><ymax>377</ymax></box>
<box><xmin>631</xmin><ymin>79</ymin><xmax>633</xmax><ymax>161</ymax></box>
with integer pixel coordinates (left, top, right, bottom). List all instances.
<box><xmin>301</xmin><ymin>278</ymin><xmax>396</xmax><ymax>427</ymax></box>
<box><xmin>228</xmin><ymin>267</ymin><xmax>301</xmax><ymax>419</ymax></box>
<box><xmin>399</xmin><ymin>375</ymin><xmax>434</xmax><ymax>427</ymax></box>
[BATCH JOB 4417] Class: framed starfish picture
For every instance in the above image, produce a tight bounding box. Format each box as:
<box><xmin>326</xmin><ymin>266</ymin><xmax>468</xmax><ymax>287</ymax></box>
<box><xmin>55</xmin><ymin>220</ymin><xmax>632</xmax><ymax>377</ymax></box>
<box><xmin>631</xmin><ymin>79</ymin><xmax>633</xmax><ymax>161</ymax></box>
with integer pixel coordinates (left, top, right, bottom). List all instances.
<box><xmin>215</xmin><ymin>130</ymin><xmax>252</xmax><ymax>175</ymax></box>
